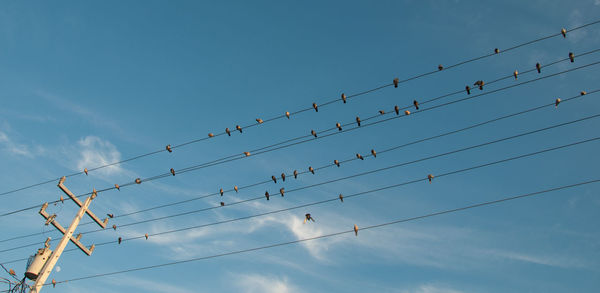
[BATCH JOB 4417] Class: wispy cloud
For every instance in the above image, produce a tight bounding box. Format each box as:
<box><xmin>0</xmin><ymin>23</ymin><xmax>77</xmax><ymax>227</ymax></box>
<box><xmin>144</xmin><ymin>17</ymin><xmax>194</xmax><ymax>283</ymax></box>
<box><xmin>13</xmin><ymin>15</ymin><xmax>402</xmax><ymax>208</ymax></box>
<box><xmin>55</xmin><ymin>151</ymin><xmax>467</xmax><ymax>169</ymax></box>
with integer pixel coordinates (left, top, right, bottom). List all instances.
<box><xmin>481</xmin><ymin>249</ymin><xmax>590</xmax><ymax>269</ymax></box>
<box><xmin>401</xmin><ymin>284</ymin><xmax>467</xmax><ymax>293</ymax></box>
<box><xmin>104</xmin><ymin>275</ymin><xmax>197</xmax><ymax>293</ymax></box>
<box><xmin>234</xmin><ymin>273</ymin><xmax>298</xmax><ymax>293</ymax></box>
<box><xmin>74</xmin><ymin>136</ymin><xmax>123</xmax><ymax>176</ymax></box>
<box><xmin>0</xmin><ymin>127</ymin><xmax>45</xmax><ymax>158</ymax></box>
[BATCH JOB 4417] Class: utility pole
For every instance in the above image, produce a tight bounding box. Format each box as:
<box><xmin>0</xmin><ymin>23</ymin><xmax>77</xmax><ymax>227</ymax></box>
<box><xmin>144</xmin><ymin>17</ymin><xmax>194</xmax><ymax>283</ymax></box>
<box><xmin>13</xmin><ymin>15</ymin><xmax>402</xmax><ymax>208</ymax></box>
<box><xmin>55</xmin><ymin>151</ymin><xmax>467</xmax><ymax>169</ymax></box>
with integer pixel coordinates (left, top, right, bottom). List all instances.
<box><xmin>29</xmin><ymin>176</ymin><xmax>108</xmax><ymax>293</ymax></box>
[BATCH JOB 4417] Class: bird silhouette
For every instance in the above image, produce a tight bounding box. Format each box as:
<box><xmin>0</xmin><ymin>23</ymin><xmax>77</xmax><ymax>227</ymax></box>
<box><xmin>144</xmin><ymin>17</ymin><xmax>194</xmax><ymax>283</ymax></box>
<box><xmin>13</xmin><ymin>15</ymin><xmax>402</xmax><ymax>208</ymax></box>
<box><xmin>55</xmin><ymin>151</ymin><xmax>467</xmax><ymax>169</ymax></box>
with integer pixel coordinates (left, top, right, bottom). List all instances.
<box><xmin>145</xmin><ymin>233</ymin><xmax>149</xmax><ymax>240</ymax></box>
<box><xmin>234</xmin><ymin>186</ymin><xmax>239</xmax><ymax>193</ymax></box>
<box><xmin>313</xmin><ymin>103</ymin><xmax>318</xmax><ymax>112</ymax></box>
<box><xmin>371</xmin><ymin>149</ymin><xmax>377</xmax><ymax>158</ymax></box>
<box><xmin>135</xmin><ymin>178</ymin><xmax>142</xmax><ymax>184</ymax></box>
<box><xmin>336</xmin><ymin>122</ymin><xmax>342</xmax><ymax>131</ymax></box>
<box><xmin>220</xmin><ymin>188</ymin><xmax>224</xmax><ymax>196</ymax></box>
<box><xmin>354</xmin><ymin>224</ymin><xmax>359</xmax><ymax>236</ymax></box>
<box><xmin>581</xmin><ymin>91</ymin><xmax>587</xmax><ymax>95</ymax></box>
<box><xmin>356</xmin><ymin>153</ymin><xmax>364</xmax><ymax>160</ymax></box>
<box><xmin>356</xmin><ymin>116</ymin><xmax>361</xmax><ymax>126</ymax></box>
<box><xmin>294</xmin><ymin>170</ymin><xmax>298</xmax><ymax>178</ymax></box>
<box><xmin>513</xmin><ymin>70</ymin><xmax>518</xmax><ymax>80</ymax></box>
<box><xmin>271</xmin><ymin>176</ymin><xmax>277</xmax><ymax>183</ymax></box>
<box><xmin>243</xmin><ymin>151</ymin><xmax>251</xmax><ymax>156</ymax></box>
<box><xmin>393</xmin><ymin>77</ymin><xmax>399</xmax><ymax>88</ymax></box>
<box><xmin>220</xmin><ymin>202</ymin><xmax>225</xmax><ymax>206</ymax></box>
<box><xmin>339</xmin><ymin>194</ymin><xmax>344</xmax><ymax>202</ymax></box>
<box><xmin>107</xmin><ymin>213</ymin><xmax>114</xmax><ymax>218</ymax></box>
<box><xmin>413</xmin><ymin>100</ymin><xmax>419</xmax><ymax>110</ymax></box>
<box><xmin>84</xmin><ymin>168</ymin><xmax>88</xmax><ymax>175</ymax></box>
<box><xmin>494</xmin><ymin>48</ymin><xmax>499</xmax><ymax>54</ymax></box>
<box><xmin>112</xmin><ymin>224</ymin><xmax>117</xmax><ymax>231</ymax></box>
<box><xmin>115</xmin><ymin>184</ymin><xmax>120</xmax><ymax>191</ymax></box>
<box><xmin>208</xmin><ymin>133</ymin><xmax>214</xmax><ymax>138</ymax></box>
<box><xmin>555</xmin><ymin>98</ymin><xmax>561</xmax><ymax>108</ymax></box>
<box><xmin>170</xmin><ymin>168</ymin><xmax>175</xmax><ymax>176</ymax></box>
<box><xmin>285</xmin><ymin>111</ymin><xmax>290</xmax><ymax>119</ymax></box>
<box><xmin>428</xmin><ymin>174</ymin><xmax>434</xmax><ymax>183</ymax></box>
<box><xmin>52</xmin><ymin>279</ymin><xmax>56</xmax><ymax>288</ymax></box>
<box><xmin>379</xmin><ymin>110</ymin><xmax>385</xmax><ymax>115</ymax></box>
<box><xmin>465</xmin><ymin>85</ymin><xmax>471</xmax><ymax>95</ymax></box>
<box><xmin>281</xmin><ymin>173</ymin><xmax>286</xmax><ymax>182</ymax></box>
<box><xmin>536</xmin><ymin>63</ymin><xmax>541</xmax><ymax>73</ymax></box>
<box><xmin>561</xmin><ymin>28</ymin><xmax>567</xmax><ymax>38</ymax></box>
<box><xmin>226</xmin><ymin>128</ymin><xmax>231</xmax><ymax>136</ymax></box>
<box><xmin>265</xmin><ymin>191</ymin><xmax>270</xmax><ymax>200</ymax></box>
<box><xmin>256</xmin><ymin>118</ymin><xmax>263</xmax><ymax>124</ymax></box>
<box><xmin>404</xmin><ymin>110</ymin><xmax>411</xmax><ymax>115</ymax></box>
<box><xmin>309</xmin><ymin>166</ymin><xmax>315</xmax><ymax>174</ymax></box>
<box><xmin>474</xmin><ymin>80</ymin><xmax>484</xmax><ymax>90</ymax></box>
<box><xmin>334</xmin><ymin>159</ymin><xmax>340</xmax><ymax>167</ymax></box>
<box><xmin>311</xmin><ymin>130</ymin><xmax>317</xmax><ymax>138</ymax></box>
<box><xmin>166</xmin><ymin>145</ymin><xmax>172</xmax><ymax>153</ymax></box>
<box><xmin>304</xmin><ymin>213</ymin><xmax>315</xmax><ymax>223</ymax></box>
<box><xmin>280</xmin><ymin>188</ymin><xmax>285</xmax><ymax>197</ymax></box>
<box><xmin>394</xmin><ymin>105</ymin><xmax>399</xmax><ymax>115</ymax></box>
<box><xmin>118</xmin><ymin>237</ymin><xmax>122</xmax><ymax>244</ymax></box>
<box><xmin>8</xmin><ymin>269</ymin><xmax>15</xmax><ymax>276</ymax></box>
<box><xmin>236</xmin><ymin>125</ymin><xmax>243</xmax><ymax>133</ymax></box>
<box><xmin>438</xmin><ymin>64</ymin><xmax>443</xmax><ymax>71</ymax></box>
<box><xmin>569</xmin><ymin>52</ymin><xmax>574</xmax><ymax>63</ymax></box>
<box><xmin>59</xmin><ymin>196</ymin><xmax>64</xmax><ymax>203</ymax></box>
<box><xmin>341</xmin><ymin>93</ymin><xmax>347</xmax><ymax>103</ymax></box>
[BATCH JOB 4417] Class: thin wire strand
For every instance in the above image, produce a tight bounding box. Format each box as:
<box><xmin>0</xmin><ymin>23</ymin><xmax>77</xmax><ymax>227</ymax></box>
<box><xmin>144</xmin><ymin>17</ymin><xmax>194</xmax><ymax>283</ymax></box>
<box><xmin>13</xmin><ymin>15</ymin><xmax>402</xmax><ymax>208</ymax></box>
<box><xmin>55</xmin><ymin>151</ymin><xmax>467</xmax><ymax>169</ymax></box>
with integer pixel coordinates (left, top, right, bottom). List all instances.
<box><xmin>2</xmin><ymin>20</ymin><xmax>598</xmax><ymax>198</ymax></box>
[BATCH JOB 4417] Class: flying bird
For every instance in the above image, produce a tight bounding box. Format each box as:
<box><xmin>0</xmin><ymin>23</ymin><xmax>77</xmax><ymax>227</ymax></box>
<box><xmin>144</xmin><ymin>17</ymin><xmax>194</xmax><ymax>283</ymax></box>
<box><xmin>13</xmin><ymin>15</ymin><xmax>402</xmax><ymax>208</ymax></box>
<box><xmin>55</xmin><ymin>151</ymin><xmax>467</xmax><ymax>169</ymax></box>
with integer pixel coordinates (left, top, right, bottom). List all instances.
<box><xmin>393</xmin><ymin>77</ymin><xmax>399</xmax><ymax>88</ymax></box>
<box><xmin>513</xmin><ymin>70</ymin><xmax>518</xmax><ymax>80</ymax></box>
<box><xmin>220</xmin><ymin>188</ymin><xmax>224</xmax><ymax>196</ymax></box>
<box><xmin>208</xmin><ymin>133</ymin><xmax>214</xmax><ymax>138</ymax></box>
<box><xmin>438</xmin><ymin>64</ymin><xmax>443</xmax><ymax>71</ymax></box>
<box><xmin>304</xmin><ymin>213</ymin><xmax>315</xmax><ymax>223</ymax></box>
<box><xmin>536</xmin><ymin>63</ymin><xmax>541</xmax><ymax>73</ymax></box>
<box><xmin>256</xmin><ymin>118</ymin><xmax>263</xmax><ymax>124</ymax></box>
<box><xmin>356</xmin><ymin>153</ymin><xmax>364</xmax><ymax>160</ymax></box>
<box><xmin>428</xmin><ymin>174</ymin><xmax>434</xmax><ymax>183</ymax></box>
<box><xmin>555</xmin><ymin>98</ymin><xmax>561</xmax><ymax>108</ymax></box>
<box><xmin>226</xmin><ymin>128</ymin><xmax>231</xmax><ymax>136</ymax></box>
<box><xmin>135</xmin><ymin>178</ymin><xmax>142</xmax><ymax>184</ymax></box>
<box><xmin>371</xmin><ymin>149</ymin><xmax>377</xmax><ymax>158</ymax></box>
<box><xmin>84</xmin><ymin>168</ymin><xmax>88</xmax><ymax>175</ymax></box>
<box><xmin>334</xmin><ymin>159</ymin><xmax>340</xmax><ymax>167</ymax></box>
<box><xmin>474</xmin><ymin>80</ymin><xmax>484</xmax><ymax>90</ymax></box>
<box><xmin>341</xmin><ymin>93</ymin><xmax>347</xmax><ymax>103</ymax></box>
<box><xmin>170</xmin><ymin>168</ymin><xmax>175</xmax><ymax>176</ymax></box>
<box><xmin>285</xmin><ymin>111</ymin><xmax>290</xmax><ymax>119</ymax></box>
<box><xmin>313</xmin><ymin>103</ymin><xmax>319</xmax><ymax>112</ymax></box>
<box><xmin>243</xmin><ymin>151</ymin><xmax>251</xmax><ymax>156</ymax></box>
<box><xmin>280</xmin><ymin>188</ymin><xmax>285</xmax><ymax>197</ymax></box>
<box><xmin>114</xmin><ymin>184</ymin><xmax>120</xmax><ymax>190</ymax></box>
<box><xmin>107</xmin><ymin>213</ymin><xmax>114</xmax><ymax>218</ymax></box>
<box><xmin>294</xmin><ymin>170</ymin><xmax>298</xmax><ymax>179</ymax></box>
<box><xmin>271</xmin><ymin>176</ymin><xmax>277</xmax><ymax>183</ymax></box>
<box><xmin>118</xmin><ymin>237</ymin><xmax>122</xmax><ymax>244</ymax></box>
<box><xmin>336</xmin><ymin>122</ymin><xmax>342</xmax><ymax>131</ymax></box>
<box><xmin>354</xmin><ymin>224</ymin><xmax>359</xmax><ymax>236</ymax></box>
<box><xmin>404</xmin><ymin>110</ymin><xmax>411</xmax><ymax>115</ymax></box>
<box><xmin>166</xmin><ymin>145</ymin><xmax>172</xmax><ymax>153</ymax></box>
<box><xmin>465</xmin><ymin>85</ymin><xmax>471</xmax><ymax>95</ymax></box>
<box><xmin>236</xmin><ymin>125</ymin><xmax>243</xmax><ymax>133</ymax></box>
<box><xmin>311</xmin><ymin>130</ymin><xmax>317</xmax><ymax>138</ymax></box>
<box><xmin>281</xmin><ymin>173</ymin><xmax>286</xmax><ymax>182</ymax></box>
<box><xmin>356</xmin><ymin>116</ymin><xmax>361</xmax><ymax>126</ymax></box>
<box><xmin>569</xmin><ymin>52</ymin><xmax>574</xmax><ymax>63</ymax></box>
<box><xmin>561</xmin><ymin>28</ymin><xmax>567</xmax><ymax>38</ymax></box>
<box><xmin>309</xmin><ymin>166</ymin><xmax>315</xmax><ymax>174</ymax></box>
<box><xmin>265</xmin><ymin>191</ymin><xmax>270</xmax><ymax>200</ymax></box>
<box><xmin>413</xmin><ymin>100</ymin><xmax>419</xmax><ymax>110</ymax></box>
<box><xmin>339</xmin><ymin>194</ymin><xmax>344</xmax><ymax>202</ymax></box>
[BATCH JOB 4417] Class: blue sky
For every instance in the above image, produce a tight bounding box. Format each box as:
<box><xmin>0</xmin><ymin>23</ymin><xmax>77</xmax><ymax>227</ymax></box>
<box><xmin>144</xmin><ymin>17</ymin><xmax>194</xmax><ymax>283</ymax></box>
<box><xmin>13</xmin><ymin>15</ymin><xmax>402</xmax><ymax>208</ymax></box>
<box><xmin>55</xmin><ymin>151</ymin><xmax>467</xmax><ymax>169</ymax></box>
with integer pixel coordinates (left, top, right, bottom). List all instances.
<box><xmin>1</xmin><ymin>1</ymin><xmax>600</xmax><ymax>292</ymax></box>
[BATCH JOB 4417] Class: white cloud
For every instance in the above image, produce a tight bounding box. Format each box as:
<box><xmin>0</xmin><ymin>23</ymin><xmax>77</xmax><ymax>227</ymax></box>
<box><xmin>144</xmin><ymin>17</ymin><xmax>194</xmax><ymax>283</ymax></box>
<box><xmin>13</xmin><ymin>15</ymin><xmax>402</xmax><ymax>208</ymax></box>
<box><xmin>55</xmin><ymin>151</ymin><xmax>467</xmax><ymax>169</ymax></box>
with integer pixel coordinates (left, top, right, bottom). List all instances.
<box><xmin>481</xmin><ymin>249</ymin><xmax>589</xmax><ymax>269</ymax></box>
<box><xmin>234</xmin><ymin>273</ymin><xmax>298</xmax><ymax>293</ymax></box>
<box><xmin>402</xmin><ymin>284</ymin><xmax>466</xmax><ymax>293</ymax></box>
<box><xmin>105</xmin><ymin>275</ymin><xmax>197</xmax><ymax>293</ymax></box>
<box><xmin>0</xmin><ymin>129</ymin><xmax>44</xmax><ymax>158</ymax></box>
<box><xmin>75</xmin><ymin>136</ymin><xmax>123</xmax><ymax>176</ymax></box>
<box><xmin>595</xmin><ymin>0</ymin><xmax>600</xmax><ymax>6</ymax></box>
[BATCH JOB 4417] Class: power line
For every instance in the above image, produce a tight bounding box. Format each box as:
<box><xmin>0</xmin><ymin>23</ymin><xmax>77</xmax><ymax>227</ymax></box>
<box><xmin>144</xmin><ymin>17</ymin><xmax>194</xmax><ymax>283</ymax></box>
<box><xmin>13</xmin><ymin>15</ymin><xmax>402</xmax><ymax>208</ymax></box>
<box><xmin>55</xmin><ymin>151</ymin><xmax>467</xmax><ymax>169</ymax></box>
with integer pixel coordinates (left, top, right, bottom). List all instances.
<box><xmin>0</xmin><ymin>57</ymin><xmax>597</xmax><ymax>219</ymax></box>
<box><xmin>43</xmin><ymin>177</ymin><xmax>600</xmax><ymax>288</ymax></box>
<box><xmin>1</xmin><ymin>20</ymin><xmax>598</xmax><ymax>198</ymax></box>
<box><xmin>2</xmin><ymin>87</ymin><xmax>595</xmax><ymax>246</ymax></box>
<box><xmin>3</xmin><ymin>124</ymin><xmax>599</xmax><ymax>257</ymax></box>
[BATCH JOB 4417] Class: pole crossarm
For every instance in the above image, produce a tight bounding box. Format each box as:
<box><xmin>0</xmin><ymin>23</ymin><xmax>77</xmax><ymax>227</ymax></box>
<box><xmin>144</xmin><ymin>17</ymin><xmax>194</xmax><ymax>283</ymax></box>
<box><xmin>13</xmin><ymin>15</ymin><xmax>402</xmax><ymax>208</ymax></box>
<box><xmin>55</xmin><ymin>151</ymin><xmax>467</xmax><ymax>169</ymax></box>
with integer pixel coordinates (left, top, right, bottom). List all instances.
<box><xmin>57</xmin><ymin>177</ymin><xmax>108</xmax><ymax>229</ymax></box>
<box><xmin>38</xmin><ymin>203</ymin><xmax>95</xmax><ymax>256</ymax></box>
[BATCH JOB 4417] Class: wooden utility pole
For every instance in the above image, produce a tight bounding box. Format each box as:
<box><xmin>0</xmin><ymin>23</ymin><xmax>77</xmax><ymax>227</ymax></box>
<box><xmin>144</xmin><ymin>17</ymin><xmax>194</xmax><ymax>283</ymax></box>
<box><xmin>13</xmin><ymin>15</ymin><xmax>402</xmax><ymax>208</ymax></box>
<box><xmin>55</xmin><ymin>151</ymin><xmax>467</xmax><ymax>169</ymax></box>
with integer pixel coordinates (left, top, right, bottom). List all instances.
<box><xmin>30</xmin><ymin>177</ymin><xmax>108</xmax><ymax>293</ymax></box>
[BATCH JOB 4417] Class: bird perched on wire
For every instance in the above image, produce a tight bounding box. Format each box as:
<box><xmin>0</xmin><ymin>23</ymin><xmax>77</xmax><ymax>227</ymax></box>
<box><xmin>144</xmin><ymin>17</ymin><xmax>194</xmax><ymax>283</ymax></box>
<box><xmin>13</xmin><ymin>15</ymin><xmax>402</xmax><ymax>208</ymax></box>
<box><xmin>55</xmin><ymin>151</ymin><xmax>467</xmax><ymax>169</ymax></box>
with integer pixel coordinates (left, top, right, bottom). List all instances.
<box><xmin>393</xmin><ymin>78</ymin><xmax>399</xmax><ymax>88</ymax></box>
<box><xmin>555</xmin><ymin>98</ymin><xmax>561</xmax><ymax>108</ymax></box>
<box><xmin>280</xmin><ymin>188</ymin><xmax>285</xmax><ymax>197</ymax></box>
<box><xmin>494</xmin><ymin>48</ymin><xmax>499</xmax><ymax>54</ymax></box>
<box><xmin>354</xmin><ymin>224</ymin><xmax>359</xmax><ymax>236</ymax></box>
<box><xmin>8</xmin><ymin>269</ymin><xmax>15</xmax><ymax>276</ymax></box>
<box><xmin>256</xmin><ymin>118</ymin><xmax>263</xmax><ymax>124</ymax></box>
<box><xmin>394</xmin><ymin>105</ymin><xmax>399</xmax><ymax>115</ymax></box>
<box><xmin>339</xmin><ymin>194</ymin><xmax>344</xmax><ymax>202</ymax></box>
<box><xmin>118</xmin><ymin>237</ymin><xmax>122</xmax><ymax>244</ymax></box>
<box><xmin>356</xmin><ymin>153</ymin><xmax>364</xmax><ymax>160</ymax></box>
<box><xmin>271</xmin><ymin>176</ymin><xmax>277</xmax><ymax>183</ymax></box>
<box><xmin>234</xmin><ymin>186</ymin><xmax>239</xmax><ymax>193</ymax></box>
<box><xmin>170</xmin><ymin>168</ymin><xmax>175</xmax><ymax>176</ymax></box>
<box><xmin>220</xmin><ymin>202</ymin><xmax>225</xmax><ymax>206</ymax></box>
<box><xmin>220</xmin><ymin>188</ymin><xmax>224</xmax><ymax>196</ymax></box>
<box><xmin>281</xmin><ymin>173</ymin><xmax>286</xmax><ymax>182</ymax></box>
<box><xmin>84</xmin><ymin>168</ymin><xmax>88</xmax><ymax>175</ymax></box>
<box><xmin>52</xmin><ymin>279</ymin><xmax>56</xmax><ymax>288</ymax></box>
<box><xmin>135</xmin><ymin>178</ymin><xmax>142</xmax><ymax>184</ymax></box>
<box><xmin>341</xmin><ymin>93</ymin><xmax>347</xmax><ymax>103</ymax></box>
<box><xmin>225</xmin><ymin>128</ymin><xmax>231</xmax><ymax>136</ymax></box>
<box><xmin>115</xmin><ymin>183</ymin><xmax>120</xmax><ymax>191</ymax></box>
<box><xmin>304</xmin><ymin>213</ymin><xmax>315</xmax><ymax>223</ymax></box>
<box><xmin>561</xmin><ymin>28</ymin><xmax>567</xmax><ymax>38</ymax></box>
<box><xmin>309</xmin><ymin>166</ymin><xmax>315</xmax><ymax>174</ymax></box>
<box><xmin>404</xmin><ymin>110</ymin><xmax>411</xmax><ymax>115</ymax></box>
<box><xmin>536</xmin><ymin>63</ymin><xmax>541</xmax><ymax>73</ymax></box>
<box><xmin>378</xmin><ymin>110</ymin><xmax>385</xmax><ymax>115</ymax></box>
<box><xmin>356</xmin><ymin>116</ymin><xmax>361</xmax><ymax>126</ymax></box>
<box><xmin>581</xmin><ymin>91</ymin><xmax>587</xmax><ymax>96</ymax></box>
<box><xmin>265</xmin><ymin>191</ymin><xmax>270</xmax><ymax>201</ymax></box>
<box><xmin>313</xmin><ymin>103</ymin><xmax>319</xmax><ymax>112</ymax></box>
<box><xmin>166</xmin><ymin>145</ymin><xmax>172</xmax><ymax>153</ymax></box>
<box><xmin>311</xmin><ymin>130</ymin><xmax>317</xmax><ymax>138</ymax></box>
<box><xmin>336</xmin><ymin>122</ymin><xmax>342</xmax><ymax>131</ymax></box>
<box><xmin>334</xmin><ymin>159</ymin><xmax>340</xmax><ymax>167</ymax></box>
<box><xmin>236</xmin><ymin>125</ymin><xmax>243</xmax><ymax>133</ymax></box>
<box><xmin>371</xmin><ymin>149</ymin><xmax>377</xmax><ymax>158</ymax></box>
<box><xmin>294</xmin><ymin>170</ymin><xmax>298</xmax><ymax>179</ymax></box>
<box><xmin>428</xmin><ymin>174</ymin><xmax>434</xmax><ymax>183</ymax></box>
<box><xmin>513</xmin><ymin>70</ymin><xmax>518</xmax><ymax>80</ymax></box>
<box><xmin>474</xmin><ymin>80</ymin><xmax>484</xmax><ymax>90</ymax></box>
<box><xmin>112</xmin><ymin>224</ymin><xmax>117</xmax><ymax>230</ymax></box>
<box><xmin>413</xmin><ymin>100</ymin><xmax>419</xmax><ymax>110</ymax></box>
<box><xmin>59</xmin><ymin>195</ymin><xmax>64</xmax><ymax>203</ymax></box>
<box><xmin>285</xmin><ymin>111</ymin><xmax>290</xmax><ymax>119</ymax></box>
<box><xmin>145</xmin><ymin>233</ymin><xmax>149</xmax><ymax>240</ymax></box>
<box><xmin>438</xmin><ymin>64</ymin><xmax>443</xmax><ymax>71</ymax></box>
<box><xmin>465</xmin><ymin>85</ymin><xmax>471</xmax><ymax>95</ymax></box>
<box><xmin>569</xmin><ymin>52</ymin><xmax>574</xmax><ymax>63</ymax></box>
<box><xmin>208</xmin><ymin>133</ymin><xmax>214</xmax><ymax>138</ymax></box>
<box><xmin>243</xmin><ymin>151</ymin><xmax>251</xmax><ymax>156</ymax></box>
<box><xmin>107</xmin><ymin>213</ymin><xmax>114</xmax><ymax>218</ymax></box>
